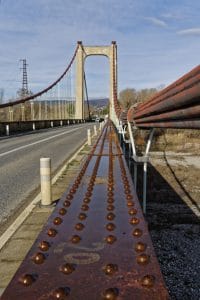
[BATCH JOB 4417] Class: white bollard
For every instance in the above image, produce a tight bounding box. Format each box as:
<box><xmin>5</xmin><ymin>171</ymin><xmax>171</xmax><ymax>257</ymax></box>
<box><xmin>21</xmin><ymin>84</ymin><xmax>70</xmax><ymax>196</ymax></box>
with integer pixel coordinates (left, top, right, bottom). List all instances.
<box><xmin>94</xmin><ymin>125</ymin><xmax>97</xmax><ymax>136</ymax></box>
<box><xmin>40</xmin><ymin>158</ymin><xmax>52</xmax><ymax>206</ymax></box>
<box><xmin>87</xmin><ymin>129</ymin><xmax>91</xmax><ymax>146</ymax></box>
<box><xmin>60</xmin><ymin>120</ymin><xmax>63</xmax><ymax>126</ymax></box>
<box><xmin>32</xmin><ymin>122</ymin><xmax>35</xmax><ymax>131</ymax></box>
<box><xmin>6</xmin><ymin>124</ymin><xmax>9</xmax><ymax>136</ymax></box>
<box><xmin>51</xmin><ymin>121</ymin><xmax>54</xmax><ymax>128</ymax></box>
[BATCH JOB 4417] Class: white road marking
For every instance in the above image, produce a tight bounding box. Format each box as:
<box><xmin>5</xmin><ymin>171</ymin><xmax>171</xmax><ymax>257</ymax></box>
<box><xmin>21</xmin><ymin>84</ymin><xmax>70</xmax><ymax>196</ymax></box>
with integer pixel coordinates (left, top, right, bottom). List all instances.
<box><xmin>0</xmin><ymin>127</ymin><xmax>83</xmax><ymax>158</ymax></box>
<box><xmin>0</xmin><ymin>139</ymin><xmax>88</xmax><ymax>251</ymax></box>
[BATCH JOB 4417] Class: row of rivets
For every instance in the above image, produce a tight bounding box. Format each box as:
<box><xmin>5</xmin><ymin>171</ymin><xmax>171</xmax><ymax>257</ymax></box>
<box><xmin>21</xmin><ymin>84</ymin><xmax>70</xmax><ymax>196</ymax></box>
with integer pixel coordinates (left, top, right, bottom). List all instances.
<box><xmin>117</xmin><ymin>143</ymin><xmax>155</xmax><ymax>289</ymax></box>
<box><xmin>101</xmin><ymin>127</ymin><xmax>119</xmax><ymax>299</ymax></box>
<box><xmin>71</xmin><ymin>124</ymin><xmax>108</xmax><ymax>246</ymax></box>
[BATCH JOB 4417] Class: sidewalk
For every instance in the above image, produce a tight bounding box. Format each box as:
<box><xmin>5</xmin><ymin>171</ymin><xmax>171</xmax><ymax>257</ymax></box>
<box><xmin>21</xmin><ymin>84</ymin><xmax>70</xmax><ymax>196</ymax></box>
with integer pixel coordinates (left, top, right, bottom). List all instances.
<box><xmin>0</xmin><ymin>141</ymin><xmax>93</xmax><ymax>296</ymax></box>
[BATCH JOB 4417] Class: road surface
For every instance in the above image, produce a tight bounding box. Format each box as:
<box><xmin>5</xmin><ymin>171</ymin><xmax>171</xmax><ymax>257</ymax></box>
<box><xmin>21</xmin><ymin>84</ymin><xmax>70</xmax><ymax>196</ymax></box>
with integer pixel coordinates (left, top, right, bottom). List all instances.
<box><xmin>0</xmin><ymin>123</ymin><xmax>94</xmax><ymax>226</ymax></box>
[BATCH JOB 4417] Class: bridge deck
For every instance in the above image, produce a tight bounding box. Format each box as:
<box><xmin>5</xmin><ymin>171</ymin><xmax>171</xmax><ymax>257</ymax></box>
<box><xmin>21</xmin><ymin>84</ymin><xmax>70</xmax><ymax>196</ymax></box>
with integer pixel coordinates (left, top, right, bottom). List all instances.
<box><xmin>1</xmin><ymin>121</ymin><xmax>169</xmax><ymax>300</ymax></box>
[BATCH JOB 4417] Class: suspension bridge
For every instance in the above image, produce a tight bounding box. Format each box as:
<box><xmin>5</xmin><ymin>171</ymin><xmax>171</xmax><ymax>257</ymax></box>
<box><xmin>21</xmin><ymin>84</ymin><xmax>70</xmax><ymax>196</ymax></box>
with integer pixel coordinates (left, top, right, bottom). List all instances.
<box><xmin>0</xmin><ymin>41</ymin><xmax>199</xmax><ymax>299</ymax></box>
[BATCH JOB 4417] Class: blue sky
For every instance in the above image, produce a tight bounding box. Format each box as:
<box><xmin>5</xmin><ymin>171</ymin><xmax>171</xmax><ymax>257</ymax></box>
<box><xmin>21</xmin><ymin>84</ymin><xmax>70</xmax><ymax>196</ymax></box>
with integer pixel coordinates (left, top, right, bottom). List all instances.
<box><xmin>0</xmin><ymin>0</ymin><xmax>200</xmax><ymax>101</ymax></box>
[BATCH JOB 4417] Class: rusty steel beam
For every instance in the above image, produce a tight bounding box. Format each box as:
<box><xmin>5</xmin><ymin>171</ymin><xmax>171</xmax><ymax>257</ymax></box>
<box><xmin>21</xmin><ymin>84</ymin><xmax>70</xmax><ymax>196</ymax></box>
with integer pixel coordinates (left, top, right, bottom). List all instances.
<box><xmin>1</xmin><ymin>121</ymin><xmax>169</xmax><ymax>300</ymax></box>
<box><xmin>126</xmin><ymin>65</ymin><xmax>200</xmax><ymax>130</ymax></box>
<box><xmin>132</xmin><ymin>83</ymin><xmax>200</xmax><ymax>120</ymax></box>
<box><xmin>135</xmin><ymin>64</ymin><xmax>200</xmax><ymax>113</ymax></box>
<box><xmin>134</xmin><ymin>104</ymin><xmax>200</xmax><ymax>124</ymax></box>
<box><xmin>134</xmin><ymin>120</ymin><xmax>200</xmax><ymax>129</ymax></box>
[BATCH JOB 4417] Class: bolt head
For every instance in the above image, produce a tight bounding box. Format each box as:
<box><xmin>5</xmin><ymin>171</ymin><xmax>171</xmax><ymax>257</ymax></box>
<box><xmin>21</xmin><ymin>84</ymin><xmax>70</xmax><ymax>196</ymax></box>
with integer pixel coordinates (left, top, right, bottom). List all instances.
<box><xmin>47</xmin><ymin>228</ymin><xmax>57</xmax><ymax>237</ymax></box>
<box><xmin>63</xmin><ymin>201</ymin><xmax>71</xmax><ymax>207</ymax></box>
<box><xmin>106</xmin><ymin>223</ymin><xmax>116</xmax><ymax>231</ymax></box>
<box><xmin>59</xmin><ymin>208</ymin><xmax>67</xmax><ymax>216</ymax></box>
<box><xmin>32</xmin><ymin>252</ymin><xmax>45</xmax><ymax>264</ymax></box>
<box><xmin>103</xmin><ymin>264</ymin><xmax>118</xmax><ymax>276</ymax></box>
<box><xmin>105</xmin><ymin>235</ymin><xmax>117</xmax><ymax>244</ymax></box>
<box><xmin>135</xmin><ymin>242</ymin><xmax>147</xmax><ymax>252</ymax></box>
<box><xmin>132</xmin><ymin>228</ymin><xmax>143</xmax><ymax>237</ymax></box>
<box><xmin>53</xmin><ymin>217</ymin><xmax>63</xmax><ymax>225</ymax></box>
<box><xmin>18</xmin><ymin>274</ymin><xmax>35</xmax><ymax>286</ymax></box>
<box><xmin>107</xmin><ymin>213</ymin><xmax>115</xmax><ymax>221</ymax></box>
<box><xmin>51</xmin><ymin>287</ymin><xmax>69</xmax><ymax>299</ymax></box>
<box><xmin>71</xmin><ymin>235</ymin><xmax>81</xmax><ymax>244</ymax></box>
<box><xmin>141</xmin><ymin>275</ymin><xmax>155</xmax><ymax>288</ymax></box>
<box><xmin>60</xmin><ymin>263</ymin><xmax>75</xmax><ymax>275</ymax></box>
<box><xmin>129</xmin><ymin>217</ymin><xmax>139</xmax><ymax>225</ymax></box>
<box><xmin>129</xmin><ymin>208</ymin><xmax>137</xmax><ymax>215</ymax></box>
<box><xmin>39</xmin><ymin>241</ymin><xmax>50</xmax><ymax>252</ymax></box>
<box><xmin>81</xmin><ymin>204</ymin><xmax>89</xmax><ymax>211</ymax></box>
<box><xmin>137</xmin><ymin>254</ymin><xmax>150</xmax><ymax>265</ymax></box>
<box><xmin>107</xmin><ymin>205</ymin><xmax>115</xmax><ymax>211</ymax></box>
<box><xmin>75</xmin><ymin>223</ymin><xmax>85</xmax><ymax>231</ymax></box>
<box><xmin>102</xmin><ymin>287</ymin><xmax>119</xmax><ymax>299</ymax></box>
<box><xmin>83</xmin><ymin>198</ymin><xmax>90</xmax><ymax>204</ymax></box>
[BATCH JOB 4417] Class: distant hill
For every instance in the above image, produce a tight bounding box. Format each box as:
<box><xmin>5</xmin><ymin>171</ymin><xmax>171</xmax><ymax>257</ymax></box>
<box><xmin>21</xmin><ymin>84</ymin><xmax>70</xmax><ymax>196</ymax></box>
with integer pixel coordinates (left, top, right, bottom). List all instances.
<box><xmin>87</xmin><ymin>98</ymin><xmax>108</xmax><ymax>107</ymax></box>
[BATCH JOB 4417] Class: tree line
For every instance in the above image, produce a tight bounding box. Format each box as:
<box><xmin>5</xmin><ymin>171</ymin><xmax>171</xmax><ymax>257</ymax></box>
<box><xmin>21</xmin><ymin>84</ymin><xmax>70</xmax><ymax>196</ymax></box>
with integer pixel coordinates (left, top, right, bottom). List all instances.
<box><xmin>119</xmin><ymin>87</ymin><xmax>161</xmax><ymax>109</ymax></box>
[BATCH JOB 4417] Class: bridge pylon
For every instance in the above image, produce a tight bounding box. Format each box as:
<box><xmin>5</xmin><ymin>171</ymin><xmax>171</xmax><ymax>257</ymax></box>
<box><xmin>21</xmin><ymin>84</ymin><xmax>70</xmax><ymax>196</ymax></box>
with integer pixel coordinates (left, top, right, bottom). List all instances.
<box><xmin>75</xmin><ymin>41</ymin><xmax>118</xmax><ymax>122</ymax></box>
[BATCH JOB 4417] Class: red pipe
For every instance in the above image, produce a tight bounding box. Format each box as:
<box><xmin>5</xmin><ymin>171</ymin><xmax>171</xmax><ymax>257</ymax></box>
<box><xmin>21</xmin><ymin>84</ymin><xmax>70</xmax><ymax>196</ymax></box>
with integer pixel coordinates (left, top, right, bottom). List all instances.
<box><xmin>135</xmin><ymin>64</ymin><xmax>200</xmax><ymax>112</ymax></box>
<box><xmin>135</xmin><ymin>120</ymin><xmax>200</xmax><ymax>129</ymax></box>
<box><xmin>133</xmin><ymin>83</ymin><xmax>200</xmax><ymax>119</ymax></box>
<box><xmin>133</xmin><ymin>105</ymin><xmax>200</xmax><ymax>123</ymax></box>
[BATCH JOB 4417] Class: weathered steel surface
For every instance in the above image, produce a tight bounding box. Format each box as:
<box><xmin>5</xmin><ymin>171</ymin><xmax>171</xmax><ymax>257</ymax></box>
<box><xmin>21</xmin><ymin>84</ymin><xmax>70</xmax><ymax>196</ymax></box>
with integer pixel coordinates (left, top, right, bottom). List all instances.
<box><xmin>1</xmin><ymin>121</ymin><xmax>169</xmax><ymax>300</ymax></box>
<box><xmin>134</xmin><ymin>64</ymin><xmax>200</xmax><ymax>114</ymax></box>
<box><xmin>133</xmin><ymin>120</ymin><xmax>200</xmax><ymax>129</ymax></box>
<box><xmin>134</xmin><ymin>105</ymin><xmax>200</xmax><ymax>123</ymax></box>
<box><xmin>126</xmin><ymin>65</ymin><xmax>200</xmax><ymax>129</ymax></box>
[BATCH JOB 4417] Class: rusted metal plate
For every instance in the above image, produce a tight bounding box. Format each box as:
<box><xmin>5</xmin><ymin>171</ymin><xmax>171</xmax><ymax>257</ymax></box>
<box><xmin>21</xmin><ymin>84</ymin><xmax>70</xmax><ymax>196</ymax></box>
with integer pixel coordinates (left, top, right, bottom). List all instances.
<box><xmin>1</xmin><ymin>121</ymin><xmax>169</xmax><ymax>300</ymax></box>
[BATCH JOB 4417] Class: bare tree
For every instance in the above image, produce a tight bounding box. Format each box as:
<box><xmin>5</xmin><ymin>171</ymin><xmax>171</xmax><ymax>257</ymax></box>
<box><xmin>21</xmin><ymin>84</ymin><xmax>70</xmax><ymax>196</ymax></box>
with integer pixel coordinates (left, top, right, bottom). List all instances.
<box><xmin>119</xmin><ymin>88</ymin><xmax>137</xmax><ymax>109</ymax></box>
<box><xmin>119</xmin><ymin>87</ymin><xmax>158</xmax><ymax>109</ymax></box>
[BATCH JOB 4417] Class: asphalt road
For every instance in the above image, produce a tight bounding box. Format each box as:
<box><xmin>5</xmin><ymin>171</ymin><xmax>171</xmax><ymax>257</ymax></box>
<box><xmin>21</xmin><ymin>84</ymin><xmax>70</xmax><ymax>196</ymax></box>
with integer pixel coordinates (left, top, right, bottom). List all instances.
<box><xmin>0</xmin><ymin>123</ymin><xmax>94</xmax><ymax>226</ymax></box>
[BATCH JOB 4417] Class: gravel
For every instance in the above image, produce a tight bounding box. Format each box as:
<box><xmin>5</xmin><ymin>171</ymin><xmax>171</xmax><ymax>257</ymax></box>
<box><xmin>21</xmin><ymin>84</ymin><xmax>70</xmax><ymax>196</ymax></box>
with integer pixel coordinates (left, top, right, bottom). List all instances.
<box><xmin>128</xmin><ymin>151</ymin><xmax>200</xmax><ymax>300</ymax></box>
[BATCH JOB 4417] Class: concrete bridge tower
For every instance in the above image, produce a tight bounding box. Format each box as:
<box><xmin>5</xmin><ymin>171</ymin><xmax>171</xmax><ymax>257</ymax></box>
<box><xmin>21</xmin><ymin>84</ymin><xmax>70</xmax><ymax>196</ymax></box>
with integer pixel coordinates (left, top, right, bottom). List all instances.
<box><xmin>75</xmin><ymin>41</ymin><xmax>118</xmax><ymax>122</ymax></box>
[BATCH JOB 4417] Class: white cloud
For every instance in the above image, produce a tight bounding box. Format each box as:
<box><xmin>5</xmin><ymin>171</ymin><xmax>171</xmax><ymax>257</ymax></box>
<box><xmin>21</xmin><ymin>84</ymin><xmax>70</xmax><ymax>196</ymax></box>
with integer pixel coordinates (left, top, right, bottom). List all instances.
<box><xmin>144</xmin><ymin>17</ymin><xmax>167</xmax><ymax>28</ymax></box>
<box><xmin>1</xmin><ymin>0</ymin><xmax>200</xmax><ymax>101</ymax></box>
<box><xmin>177</xmin><ymin>28</ymin><xmax>200</xmax><ymax>36</ymax></box>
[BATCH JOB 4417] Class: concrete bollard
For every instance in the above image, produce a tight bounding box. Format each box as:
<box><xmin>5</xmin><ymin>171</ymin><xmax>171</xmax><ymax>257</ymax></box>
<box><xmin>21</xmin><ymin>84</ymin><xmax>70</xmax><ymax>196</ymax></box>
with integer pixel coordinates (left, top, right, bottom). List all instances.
<box><xmin>60</xmin><ymin>120</ymin><xmax>63</xmax><ymax>126</ymax></box>
<box><xmin>87</xmin><ymin>129</ymin><xmax>91</xmax><ymax>146</ymax></box>
<box><xmin>94</xmin><ymin>125</ymin><xmax>97</xmax><ymax>136</ymax></box>
<box><xmin>51</xmin><ymin>121</ymin><xmax>54</xmax><ymax>128</ymax></box>
<box><xmin>40</xmin><ymin>158</ymin><xmax>52</xmax><ymax>206</ymax></box>
<box><xmin>6</xmin><ymin>124</ymin><xmax>9</xmax><ymax>136</ymax></box>
<box><xmin>32</xmin><ymin>122</ymin><xmax>35</xmax><ymax>131</ymax></box>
